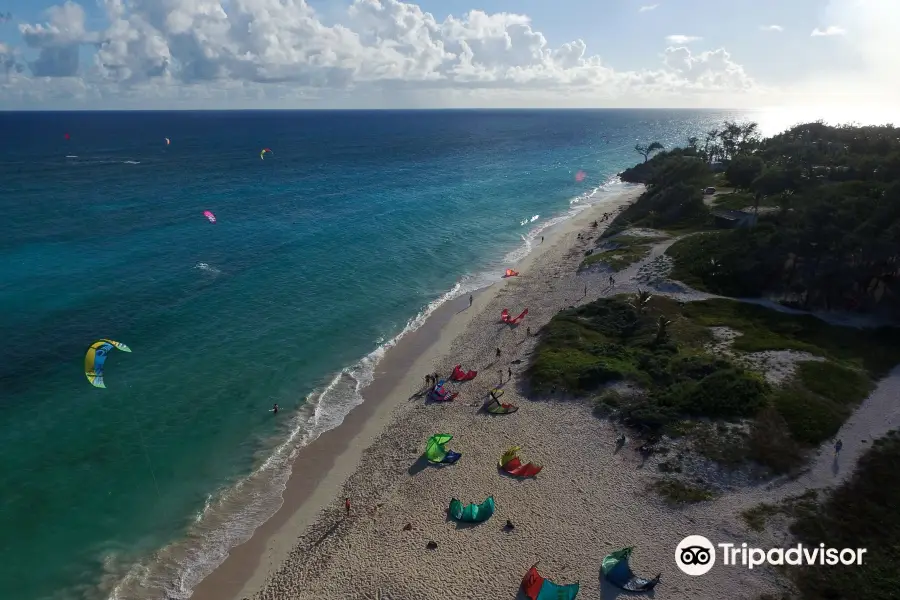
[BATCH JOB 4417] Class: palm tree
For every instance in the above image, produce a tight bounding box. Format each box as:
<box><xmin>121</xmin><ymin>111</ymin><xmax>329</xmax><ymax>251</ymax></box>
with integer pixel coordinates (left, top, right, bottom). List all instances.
<box><xmin>630</xmin><ymin>289</ymin><xmax>653</xmax><ymax>314</ymax></box>
<box><xmin>655</xmin><ymin>316</ymin><xmax>673</xmax><ymax>342</ymax></box>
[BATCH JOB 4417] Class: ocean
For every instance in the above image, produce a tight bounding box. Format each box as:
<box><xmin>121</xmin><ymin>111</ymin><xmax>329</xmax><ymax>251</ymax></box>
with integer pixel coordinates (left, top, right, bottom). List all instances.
<box><xmin>0</xmin><ymin>109</ymin><xmax>750</xmax><ymax>600</ymax></box>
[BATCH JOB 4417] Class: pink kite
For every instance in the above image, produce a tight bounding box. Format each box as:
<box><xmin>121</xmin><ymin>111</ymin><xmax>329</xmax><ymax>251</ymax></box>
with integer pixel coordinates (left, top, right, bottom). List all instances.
<box><xmin>451</xmin><ymin>365</ymin><xmax>478</xmax><ymax>382</ymax></box>
<box><xmin>575</xmin><ymin>170</ymin><xmax>586</xmax><ymax>182</ymax></box>
<box><xmin>500</xmin><ymin>308</ymin><xmax>529</xmax><ymax>325</ymax></box>
<box><xmin>203</xmin><ymin>210</ymin><xmax>217</xmax><ymax>224</ymax></box>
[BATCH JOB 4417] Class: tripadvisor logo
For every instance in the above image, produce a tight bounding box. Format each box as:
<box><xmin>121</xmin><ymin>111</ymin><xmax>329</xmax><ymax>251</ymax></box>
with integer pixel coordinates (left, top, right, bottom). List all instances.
<box><xmin>675</xmin><ymin>535</ymin><xmax>867</xmax><ymax>575</ymax></box>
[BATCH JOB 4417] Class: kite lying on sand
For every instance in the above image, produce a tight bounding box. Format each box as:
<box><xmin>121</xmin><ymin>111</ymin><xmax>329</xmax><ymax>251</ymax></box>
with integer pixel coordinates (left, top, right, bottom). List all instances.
<box><xmin>450</xmin><ymin>365</ymin><xmax>477</xmax><ymax>381</ymax></box>
<box><xmin>484</xmin><ymin>389</ymin><xmax>518</xmax><ymax>414</ymax></box>
<box><xmin>521</xmin><ymin>565</ymin><xmax>580</xmax><ymax>600</ymax></box>
<box><xmin>500</xmin><ymin>308</ymin><xmax>528</xmax><ymax>324</ymax></box>
<box><xmin>504</xmin><ymin>269</ymin><xmax>519</xmax><ymax>277</ymax></box>
<box><xmin>448</xmin><ymin>496</ymin><xmax>494</xmax><ymax>522</ymax></box>
<box><xmin>499</xmin><ymin>446</ymin><xmax>542</xmax><ymax>477</ymax></box>
<box><xmin>84</xmin><ymin>340</ymin><xmax>132</xmax><ymax>388</ymax></box>
<box><xmin>427</xmin><ymin>381</ymin><xmax>457</xmax><ymax>402</ymax></box>
<box><xmin>601</xmin><ymin>547</ymin><xmax>661</xmax><ymax>593</ymax></box>
<box><xmin>424</xmin><ymin>434</ymin><xmax>461</xmax><ymax>465</ymax></box>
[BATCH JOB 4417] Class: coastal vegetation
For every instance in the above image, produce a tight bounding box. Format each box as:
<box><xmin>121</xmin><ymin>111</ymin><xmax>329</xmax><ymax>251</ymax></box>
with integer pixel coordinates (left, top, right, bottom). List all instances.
<box><xmin>784</xmin><ymin>431</ymin><xmax>900</xmax><ymax>599</ymax></box>
<box><xmin>527</xmin><ymin>295</ymin><xmax>900</xmax><ymax>473</ymax></box>
<box><xmin>578</xmin><ymin>234</ymin><xmax>665</xmax><ymax>272</ymax></box>
<box><xmin>618</xmin><ymin>120</ymin><xmax>900</xmax><ymax>317</ymax></box>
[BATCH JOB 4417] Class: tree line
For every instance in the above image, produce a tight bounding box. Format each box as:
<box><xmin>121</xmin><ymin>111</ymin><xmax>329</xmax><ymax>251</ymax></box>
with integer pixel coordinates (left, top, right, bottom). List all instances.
<box><xmin>615</xmin><ymin>120</ymin><xmax>900</xmax><ymax>317</ymax></box>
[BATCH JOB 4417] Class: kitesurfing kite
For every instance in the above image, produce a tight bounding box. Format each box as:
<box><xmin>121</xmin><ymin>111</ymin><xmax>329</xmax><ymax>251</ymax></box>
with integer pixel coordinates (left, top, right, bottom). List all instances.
<box><xmin>522</xmin><ymin>565</ymin><xmax>580</xmax><ymax>600</ymax></box>
<box><xmin>499</xmin><ymin>446</ymin><xmax>543</xmax><ymax>477</ymax></box>
<box><xmin>503</xmin><ymin>269</ymin><xmax>519</xmax><ymax>277</ymax></box>
<box><xmin>450</xmin><ymin>365</ymin><xmax>477</xmax><ymax>382</ymax></box>
<box><xmin>64</xmin><ymin>133</ymin><xmax>70</xmax><ymax>140</ymax></box>
<box><xmin>448</xmin><ymin>496</ymin><xmax>495</xmax><ymax>522</ymax></box>
<box><xmin>484</xmin><ymin>389</ymin><xmax>518</xmax><ymax>414</ymax></box>
<box><xmin>500</xmin><ymin>308</ymin><xmax>528</xmax><ymax>324</ymax></box>
<box><xmin>575</xmin><ymin>170</ymin><xmax>586</xmax><ymax>182</ymax></box>
<box><xmin>601</xmin><ymin>547</ymin><xmax>661</xmax><ymax>593</ymax></box>
<box><xmin>165</xmin><ymin>137</ymin><xmax>170</xmax><ymax>146</ymax></box>
<box><xmin>260</xmin><ymin>148</ymin><xmax>273</xmax><ymax>160</ymax></box>
<box><xmin>427</xmin><ymin>380</ymin><xmax>457</xmax><ymax>402</ymax></box>
<box><xmin>425</xmin><ymin>434</ymin><xmax>461</xmax><ymax>465</ymax></box>
<box><xmin>85</xmin><ymin>339</ymin><xmax>132</xmax><ymax>388</ymax></box>
<box><xmin>203</xmin><ymin>210</ymin><xmax>217</xmax><ymax>224</ymax></box>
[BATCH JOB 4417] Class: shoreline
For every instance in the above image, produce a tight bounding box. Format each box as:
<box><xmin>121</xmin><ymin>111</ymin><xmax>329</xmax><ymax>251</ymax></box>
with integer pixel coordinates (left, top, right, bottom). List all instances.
<box><xmin>189</xmin><ymin>186</ymin><xmax>644</xmax><ymax>600</ymax></box>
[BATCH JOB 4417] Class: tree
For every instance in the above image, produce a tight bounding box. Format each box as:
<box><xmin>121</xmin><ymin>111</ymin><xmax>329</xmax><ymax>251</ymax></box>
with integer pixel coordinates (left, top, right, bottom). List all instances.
<box><xmin>687</xmin><ymin>136</ymin><xmax>699</xmax><ymax>152</ymax></box>
<box><xmin>635</xmin><ymin>141</ymin><xmax>664</xmax><ymax>163</ymax></box>
<box><xmin>726</xmin><ymin>155</ymin><xmax>764</xmax><ymax>191</ymax></box>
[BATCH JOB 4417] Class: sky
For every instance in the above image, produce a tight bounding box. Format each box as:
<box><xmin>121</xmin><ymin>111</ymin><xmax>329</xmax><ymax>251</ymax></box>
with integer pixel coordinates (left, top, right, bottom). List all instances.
<box><xmin>0</xmin><ymin>0</ymin><xmax>897</xmax><ymax>115</ymax></box>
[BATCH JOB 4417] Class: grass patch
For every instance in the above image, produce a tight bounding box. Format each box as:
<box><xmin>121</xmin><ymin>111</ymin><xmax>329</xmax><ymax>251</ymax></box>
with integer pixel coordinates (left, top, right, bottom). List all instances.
<box><xmin>741</xmin><ymin>491</ymin><xmax>819</xmax><ymax>532</ymax></box>
<box><xmin>796</xmin><ymin>361</ymin><xmax>873</xmax><ymax>406</ymax></box>
<box><xmin>786</xmin><ymin>431</ymin><xmax>900</xmax><ymax>599</ymax></box>
<box><xmin>682</xmin><ymin>299</ymin><xmax>900</xmax><ymax>377</ymax></box>
<box><xmin>692</xmin><ymin>422</ymin><xmax>751</xmax><ymax>467</ymax></box>
<box><xmin>653</xmin><ymin>479</ymin><xmax>717</xmax><ymax>504</ymax></box>
<box><xmin>579</xmin><ymin>235</ymin><xmax>661</xmax><ymax>272</ymax></box>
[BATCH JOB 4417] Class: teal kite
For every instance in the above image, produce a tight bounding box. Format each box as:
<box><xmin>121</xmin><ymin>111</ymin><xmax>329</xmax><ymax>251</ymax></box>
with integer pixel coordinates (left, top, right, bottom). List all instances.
<box><xmin>448</xmin><ymin>496</ymin><xmax>494</xmax><ymax>522</ymax></box>
<box><xmin>601</xmin><ymin>547</ymin><xmax>661</xmax><ymax>593</ymax></box>
<box><xmin>521</xmin><ymin>565</ymin><xmax>579</xmax><ymax>600</ymax></box>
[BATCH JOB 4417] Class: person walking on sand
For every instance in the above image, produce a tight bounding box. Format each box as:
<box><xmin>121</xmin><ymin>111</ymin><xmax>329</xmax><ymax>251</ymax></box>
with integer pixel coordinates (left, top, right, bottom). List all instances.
<box><xmin>834</xmin><ymin>438</ymin><xmax>843</xmax><ymax>456</ymax></box>
<box><xmin>584</xmin><ymin>283</ymin><xmax>587</xmax><ymax>297</ymax></box>
<box><xmin>469</xmin><ymin>294</ymin><xmax>473</xmax><ymax>307</ymax></box>
<box><xmin>345</xmin><ymin>497</ymin><xmax>351</xmax><ymax>516</ymax></box>
<box><xmin>507</xmin><ymin>366</ymin><xmax>512</xmax><ymax>380</ymax></box>
<box><xmin>526</xmin><ymin>326</ymin><xmax>531</xmax><ymax>337</ymax></box>
<box><xmin>496</xmin><ymin>347</ymin><xmax>501</xmax><ymax>358</ymax></box>
<box><xmin>541</xmin><ymin>236</ymin><xmax>544</xmax><ymax>244</ymax></box>
<box><xmin>609</xmin><ymin>275</ymin><xmax>615</xmax><ymax>288</ymax></box>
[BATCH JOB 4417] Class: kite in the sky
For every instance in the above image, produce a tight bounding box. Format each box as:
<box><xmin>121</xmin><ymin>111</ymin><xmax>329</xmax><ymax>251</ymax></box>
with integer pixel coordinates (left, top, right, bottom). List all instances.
<box><xmin>203</xmin><ymin>210</ymin><xmax>216</xmax><ymax>223</ymax></box>
<box><xmin>260</xmin><ymin>148</ymin><xmax>273</xmax><ymax>160</ymax></box>
<box><xmin>85</xmin><ymin>339</ymin><xmax>132</xmax><ymax>388</ymax></box>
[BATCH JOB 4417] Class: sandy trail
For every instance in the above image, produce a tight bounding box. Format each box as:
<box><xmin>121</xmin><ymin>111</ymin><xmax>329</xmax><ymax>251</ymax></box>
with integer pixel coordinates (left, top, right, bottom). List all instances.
<box><xmin>227</xmin><ymin>220</ymin><xmax>897</xmax><ymax>600</ymax></box>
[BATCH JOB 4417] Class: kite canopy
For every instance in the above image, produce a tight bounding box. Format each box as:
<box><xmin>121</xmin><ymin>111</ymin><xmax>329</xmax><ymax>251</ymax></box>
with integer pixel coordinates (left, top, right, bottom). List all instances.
<box><xmin>203</xmin><ymin>210</ymin><xmax>217</xmax><ymax>223</ymax></box>
<box><xmin>485</xmin><ymin>391</ymin><xmax>518</xmax><ymax>414</ymax></box>
<box><xmin>427</xmin><ymin>381</ymin><xmax>457</xmax><ymax>403</ymax></box>
<box><xmin>504</xmin><ymin>269</ymin><xmax>519</xmax><ymax>277</ymax></box>
<box><xmin>165</xmin><ymin>137</ymin><xmax>170</xmax><ymax>145</ymax></box>
<box><xmin>260</xmin><ymin>148</ymin><xmax>273</xmax><ymax>160</ymax></box>
<box><xmin>521</xmin><ymin>565</ymin><xmax>580</xmax><ymax>600</ymax></box>
<box><xmin>450</xmin><ymin>365</ymin><xmax>477</xmax><ymax>382</ymax></box>
<box><xmin>425</xmin><ymin>434</ymin><xmax>461</xmax><ymax>465</ymax></box>
<box><xmin>448</xmin><ymin>496</ymin><xmax>494</xmax><ymax>522</ymax></box>
<box><xmin>84</xmin><ymin>339</ymin><xmax>132</xmax><ymax>388</ymax></box>
<box><xmin>601</xmin><ymin>547</ymin><xmax>661</xmax><ymax>593</ymax></box>
<box><xmin>500</xmin><ymin>308</ymin><xmax>528</xmax><ymax>324</ymax></box>
<box><xmin>499</xmin><ymin>446</ymin><xmax>542</xmax><ymax>477</ymax></box>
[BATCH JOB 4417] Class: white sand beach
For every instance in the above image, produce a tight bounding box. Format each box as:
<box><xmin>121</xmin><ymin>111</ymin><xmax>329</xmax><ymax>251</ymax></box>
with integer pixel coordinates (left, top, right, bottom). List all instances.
<box><xmin>190</xmin><ymin>186</ymin><xmax>899</xmax><ymax>600</ymax></box>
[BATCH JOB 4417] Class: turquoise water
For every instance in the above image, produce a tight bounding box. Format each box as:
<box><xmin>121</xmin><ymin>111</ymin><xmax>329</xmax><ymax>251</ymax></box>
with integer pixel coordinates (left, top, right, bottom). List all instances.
<box><xmin>0</xmin><ymin>109</ymin><xmax>747</xmax><ymax>599</ymax></box>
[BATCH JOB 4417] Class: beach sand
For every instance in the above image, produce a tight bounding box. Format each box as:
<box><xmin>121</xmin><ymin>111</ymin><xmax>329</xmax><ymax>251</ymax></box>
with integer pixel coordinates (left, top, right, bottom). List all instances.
<box><xmin>192</xmin><ymin>187</ymin><xmax>792</xmax><ymax>600</ymax></box>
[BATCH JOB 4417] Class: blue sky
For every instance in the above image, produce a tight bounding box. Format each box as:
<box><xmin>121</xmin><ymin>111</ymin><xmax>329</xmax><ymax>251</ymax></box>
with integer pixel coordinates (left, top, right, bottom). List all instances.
<box><xmin>0</xmin><ymin>0</ymin><xmax>896</xmax><ymax>112</ymax></box>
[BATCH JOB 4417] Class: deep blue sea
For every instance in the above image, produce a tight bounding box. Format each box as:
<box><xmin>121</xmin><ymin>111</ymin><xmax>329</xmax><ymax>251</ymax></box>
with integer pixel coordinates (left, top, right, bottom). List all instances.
<box><xmin>0</xmin><ymin>109</ymin><xmax>750</xmax><ymax>600</ymax></box>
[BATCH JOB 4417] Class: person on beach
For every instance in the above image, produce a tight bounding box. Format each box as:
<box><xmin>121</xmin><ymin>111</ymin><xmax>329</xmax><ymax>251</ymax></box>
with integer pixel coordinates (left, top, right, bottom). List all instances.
<box><xmin>272</xmin><ymin>404</ymin><xmax>279</xmax><ymax>414</ymax></box>
<box><xmin>469</xmin><ymin>294</ymin><xmax>473</xmax><ymax>307</ymax></box>
<box><xmin>526</xmin><ymin>326</ymin><xmax>531</xmax><ymax>337</ymax></box>
<box><xmin>834</xmin><ymin>438</ymin><xmax>843</xmax><ymax>455</ymax></box>
<box><xmin>507</xmin><ymin>366</ymin><xmax>512</xmax><ymax>380</ymax></box>
<box><xmin>609</xmin><ymin>275</ymin><xmax>615</xmax><ymax>288</ymax></box>
<box><xmin>496</xmin><ymin>347</ymin><xmax>501</xmax><ymax>358</ymax></box>
<box><xmin>541</xmin><ymin>236</ymin><xmax>544</xmax><ymax>244</ymax></box>
<box><xmin>584</xmin><ymin>283</ymin><xmax>587</xmax><ymax>297</ymax></box>
<box><xmin>345</xmin><ymin>497</ymin><xmax>351</xmax><ymax>516</ymax></box>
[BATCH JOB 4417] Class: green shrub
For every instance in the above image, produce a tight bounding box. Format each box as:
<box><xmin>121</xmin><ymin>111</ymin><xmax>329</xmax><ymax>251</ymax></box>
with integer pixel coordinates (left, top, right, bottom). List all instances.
<box><xmin>796</xmin><ymin>361</ymin><xmax>872</xmax><ymax>407</ymax></box>
<box><xmin>771</xmin><ymin>387</ymin><xmax>849</xmax><ymax>446</ymax></box>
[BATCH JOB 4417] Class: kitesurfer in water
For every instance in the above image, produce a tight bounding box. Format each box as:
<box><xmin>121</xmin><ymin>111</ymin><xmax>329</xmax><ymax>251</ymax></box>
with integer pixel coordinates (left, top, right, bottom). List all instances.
<box><xmin>272</xmin><ymin>404</ymin><xmax>279</xmax><ymax>414</ymax></box>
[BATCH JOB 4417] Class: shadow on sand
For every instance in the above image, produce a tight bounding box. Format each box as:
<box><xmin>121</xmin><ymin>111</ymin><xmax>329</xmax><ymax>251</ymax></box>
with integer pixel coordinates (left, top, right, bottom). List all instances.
<box><xmin>598</xmin><ymin>574</ymin><xmax>658</xmax><ymax>600</ymax></box>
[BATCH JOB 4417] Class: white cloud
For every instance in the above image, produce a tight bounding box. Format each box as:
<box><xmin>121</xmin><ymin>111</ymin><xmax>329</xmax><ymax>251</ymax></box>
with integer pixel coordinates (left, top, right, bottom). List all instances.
<box><xmin>665</xmin><ymin>35</ymin><xmax>701</xmax><ymax>44</ymax></box>
<box><xmin>760</xmin><ymin>25</ymin><xmax>783</xmax><ymax>32</ymax></box>
<box><xmin>811</xmin><ymin>25</ymin><xmax>846</xmax><ymax>36</ymax></box>
<box><xmin>0</xmin><ymin>0</ymin><xmax>764</xmax><ymax>108</ymax></box>
<box><xmin>639</xmin><ymin>4</ymin><xmax>659</xmax><ymax>12</ymax></box>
